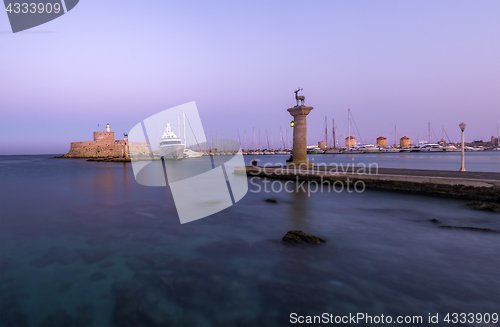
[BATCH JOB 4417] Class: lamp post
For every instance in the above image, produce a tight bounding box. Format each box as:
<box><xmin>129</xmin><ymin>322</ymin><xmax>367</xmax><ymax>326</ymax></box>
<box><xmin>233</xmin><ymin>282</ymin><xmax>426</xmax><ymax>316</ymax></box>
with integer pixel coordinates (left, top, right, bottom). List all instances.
<box><xmin>459</xmin><ymin>122</ymin><xmax>466</xmax><ymax>172</ymax></box>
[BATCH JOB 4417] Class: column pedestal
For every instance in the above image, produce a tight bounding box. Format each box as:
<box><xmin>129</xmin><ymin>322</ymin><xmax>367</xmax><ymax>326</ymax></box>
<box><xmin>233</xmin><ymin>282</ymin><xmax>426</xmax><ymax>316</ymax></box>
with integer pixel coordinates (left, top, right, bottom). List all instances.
<box><xmin>287</xmin><ymin>105</ymin><xmax>313</xmax><ymax>168</ymax></box>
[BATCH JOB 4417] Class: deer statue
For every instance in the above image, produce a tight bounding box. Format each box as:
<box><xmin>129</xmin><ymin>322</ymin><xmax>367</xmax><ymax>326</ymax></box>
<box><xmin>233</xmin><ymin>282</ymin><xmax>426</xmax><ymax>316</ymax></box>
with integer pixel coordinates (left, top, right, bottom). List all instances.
<box><xmin>294</xmin><ymin>88</ymin><xmax>305</xmax><ymax>106</ymax></box>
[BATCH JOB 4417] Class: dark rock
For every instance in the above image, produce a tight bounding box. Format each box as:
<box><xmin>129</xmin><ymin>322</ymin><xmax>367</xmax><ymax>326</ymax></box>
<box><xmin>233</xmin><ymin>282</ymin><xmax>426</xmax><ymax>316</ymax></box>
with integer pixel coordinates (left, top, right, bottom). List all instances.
<box><xmin>429</xmin><ymin>219</ymin><xmax>441</xmax><ymax>223</ymax></box>
<box><xmin>78</xmin><ymin>247</ymin><xmax>111</xmax><ymax>264</ymax></box>
<box><xmin>57</xmin><ymin>281</ymin><xmax>72</xmax><ymax>293</ymax></box>
<box><xmin>89</xmin><ymin>271</ymin><xmax>106</xmax><ymax>281</ymax></box>
<box><xmin>265</xmin><ymin>198</ymin><xmax>278</xmax><ymax>203</ymax></box>
<box><xmin>282</xmin><ymin>230</ymin><xmax>326</xmax><ymax>245</ymax></box>
<box><xmin>465</xmin><ymin>201</ymin><xmax>500</xmax><ymax>212</ymax></box>
<box><xmin>439</xmin><ymin>226</ymin><xmax>499</xmax><ymax>233</ymax></box>
<box><xmin>141</xmin><ymin>252</ymin><xmax>179</xmax><ymax>269</ymax></box>
<box><xmin>40</xmin><ymin>310</ymin><xmax>73</xmax><ymax>327</ymax></box>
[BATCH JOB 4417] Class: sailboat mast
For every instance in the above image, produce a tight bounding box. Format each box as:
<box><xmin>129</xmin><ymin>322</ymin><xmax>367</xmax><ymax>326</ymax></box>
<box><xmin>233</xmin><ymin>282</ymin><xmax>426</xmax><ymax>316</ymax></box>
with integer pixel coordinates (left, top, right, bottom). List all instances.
<box><xmin>183</xmin><ymin>111</ymin><xmax>186</xmax><ymax>145</ymax></box>
<box><xmin>332</xmin><ymin>119</ymin><xmax>336</xmax><ymax>149</ymax></box>
<box><xmin>271</xmin><ymin>132</ymin><xmax>274</xmax><ymax>150</ymax></box>
<box><xmin>348</xmin><ymin>108</ymin><xmax>351</xmax><ymax>151</ymax></box>
<box><xmin>178</xmin><ymin>113</ymin><xmax>181</xmax><ymax>139</ymax></box>
<box><xmin>266</xmin><ymin>130</ymin><xmax>270</xmax><ymax>149</ymax></box>
<box><xmin>325</xmin><ymin>116</ymin><xmax>328</xmax><ymax>148</ymax></box>
<box><xmin>253</xmin><ymin>128</ymin><xmax>256</xmax><ymax>150</ymax></box>
<box><xmin>279</xmin><ymin>127</ymin><xmax>283</xmax><ymax>150</ymax></box>
<box><xmin>394</xmin><ymin>124</ymin><xmax>396</xmax><ymax>147</ymax></box>
<box><xmin>244</xmin><ymin>130</ymin><xmax>247</xmax><ymax>151</ymax></box>
<box><xmin>286</xmin><ymin>129</ymin><xmax>290</xmax><ymax>150</ymax></box>
<box><xmin>428</xmin><ymin>122</ymin><xmax>431</xmax><ymax>143</ymax></box>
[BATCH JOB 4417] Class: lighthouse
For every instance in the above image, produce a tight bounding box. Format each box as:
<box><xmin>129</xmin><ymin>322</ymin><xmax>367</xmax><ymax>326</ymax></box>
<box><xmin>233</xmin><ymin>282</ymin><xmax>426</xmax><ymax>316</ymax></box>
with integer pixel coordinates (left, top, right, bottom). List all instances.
<box><xmin>106</xmin><ymin>123</ymin><xmax>110</xmax><ymax>132</ymax></box>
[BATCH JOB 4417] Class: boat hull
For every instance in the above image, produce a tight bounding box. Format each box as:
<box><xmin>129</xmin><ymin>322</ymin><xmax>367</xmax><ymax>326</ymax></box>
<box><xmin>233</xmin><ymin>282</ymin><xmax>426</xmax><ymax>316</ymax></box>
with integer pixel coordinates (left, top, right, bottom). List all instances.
<box><xmin>158</xmin><ymin>144</ymin><xmax>185</xmax><ymax>160</ymax></box>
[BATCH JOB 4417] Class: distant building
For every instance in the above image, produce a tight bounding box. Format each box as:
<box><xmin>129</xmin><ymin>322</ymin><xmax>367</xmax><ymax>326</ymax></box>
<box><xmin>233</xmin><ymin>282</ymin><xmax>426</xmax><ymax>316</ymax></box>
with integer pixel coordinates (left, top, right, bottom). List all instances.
<box><xmin>400</xmin><ymin>136</ymin><xmax>410</xmax><ymax>148</ymax></box>
<box><xmin>491</xmin><ymin>136</ymin><xmax>498</xmax><ymax>146</ymax></box>
<box><xmin>345</xmin><ymin>136</ymin><xmax>356</xmax><ymax>147</ymax></box>
<box><xmin>63</xmin><ymin>124</ymin><xmax>137</xmax><ymax>158</ymax></box>
<box><xmin>318</xmin><ymin>141</ymin><xmax>325</xmax><ymax>148</ymax></box>
<box><xmin>376</xmin><ymin>136</ymin><xmax>387</xmax><ymax>147</ymax></box>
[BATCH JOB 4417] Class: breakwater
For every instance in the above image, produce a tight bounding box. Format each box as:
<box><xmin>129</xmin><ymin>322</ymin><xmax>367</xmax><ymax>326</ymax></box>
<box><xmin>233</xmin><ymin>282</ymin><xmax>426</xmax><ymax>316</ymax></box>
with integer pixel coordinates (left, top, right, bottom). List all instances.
<box><xmin>235</xmin><ymin>165</ymin><xmax>500</xmax><ymax>201</ymax></box>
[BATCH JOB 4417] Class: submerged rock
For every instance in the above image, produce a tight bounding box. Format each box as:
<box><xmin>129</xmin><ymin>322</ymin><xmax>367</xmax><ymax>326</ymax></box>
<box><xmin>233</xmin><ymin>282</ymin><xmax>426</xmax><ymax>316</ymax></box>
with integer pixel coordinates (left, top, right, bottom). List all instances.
<box><xmin>465</xmin><ymin>201</ymin><xmax>500</xmax><ymax>212</ymax></box>
<box><xmin>265</xmin><ymin>198</ymin><xmax>278</xmax><ymax>203</ymax></box>
<box><xmin>282</xmin><ymin>231</ymin><xmax>326</xmax><ymax>245</ymax></box>
<box><xmin>429</xmin><ymin>219</ymin><xmax>441</xmax><ymax>223</ymax></box>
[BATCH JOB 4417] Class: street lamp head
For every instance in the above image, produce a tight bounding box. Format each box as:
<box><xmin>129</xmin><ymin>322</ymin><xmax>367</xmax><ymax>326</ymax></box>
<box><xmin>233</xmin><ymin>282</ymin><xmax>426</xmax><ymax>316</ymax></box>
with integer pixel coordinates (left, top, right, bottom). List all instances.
<box><xmin>459</xmin><ymin>122</ymin><xmax>466</xmax><ymax>132</ymax></box>
<box><xmin>290</xmin><ymin>120</ymin><xmax>295</xmax><ymax>127</ymax></box>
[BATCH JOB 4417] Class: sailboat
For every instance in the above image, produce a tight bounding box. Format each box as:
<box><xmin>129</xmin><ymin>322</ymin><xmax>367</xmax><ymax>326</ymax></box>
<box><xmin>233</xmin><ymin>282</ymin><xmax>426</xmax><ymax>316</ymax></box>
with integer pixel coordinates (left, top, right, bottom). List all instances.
<box><xmin>325</xmin><ymin>118</ymin><xmax>341</xmax><ymax>153</ymax></box>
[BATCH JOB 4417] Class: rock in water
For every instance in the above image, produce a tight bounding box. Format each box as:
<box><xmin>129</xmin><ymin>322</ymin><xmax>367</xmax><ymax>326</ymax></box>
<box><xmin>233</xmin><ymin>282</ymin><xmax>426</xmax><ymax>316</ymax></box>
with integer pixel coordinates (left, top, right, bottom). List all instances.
<box><xmin>282</xmin><ymin>231</ymin><xmax>326</xmax><ymax>244</ymax></box>
<box><xmin>265</xmin><ymin>199</ymin><xmax>278</xmax><ymax>203</ymax></box>
<box><xmin>465</xmin><ymin>201</ymin><xmax>500</xmax><ymax>212</ymax></box>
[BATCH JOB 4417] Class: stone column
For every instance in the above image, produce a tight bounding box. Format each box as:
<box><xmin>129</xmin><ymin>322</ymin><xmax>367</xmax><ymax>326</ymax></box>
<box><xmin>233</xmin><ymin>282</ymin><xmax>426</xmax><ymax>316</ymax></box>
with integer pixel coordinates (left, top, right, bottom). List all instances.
<box><xmin>287</xmin><ymin>105</ymin><xmax>314</xmax><ymax>167</ymax></box>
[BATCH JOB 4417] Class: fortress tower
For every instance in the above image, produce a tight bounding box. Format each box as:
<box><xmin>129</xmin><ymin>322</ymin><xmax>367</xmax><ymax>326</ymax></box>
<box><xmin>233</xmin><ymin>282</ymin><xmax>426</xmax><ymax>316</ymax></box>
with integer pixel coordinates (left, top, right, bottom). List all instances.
<box><xmin>94</xmin><ymin>123</ymin><xmax>114</xmax><ymax>143</ymax></box>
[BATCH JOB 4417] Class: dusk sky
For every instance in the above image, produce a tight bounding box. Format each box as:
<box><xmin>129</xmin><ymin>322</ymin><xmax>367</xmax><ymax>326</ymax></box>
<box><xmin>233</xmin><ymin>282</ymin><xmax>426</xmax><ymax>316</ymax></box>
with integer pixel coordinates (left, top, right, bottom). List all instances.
<box><xmin>1</xmin><ymin>1</ymin><xmax>499</xmax><ymax>154</ymax></box>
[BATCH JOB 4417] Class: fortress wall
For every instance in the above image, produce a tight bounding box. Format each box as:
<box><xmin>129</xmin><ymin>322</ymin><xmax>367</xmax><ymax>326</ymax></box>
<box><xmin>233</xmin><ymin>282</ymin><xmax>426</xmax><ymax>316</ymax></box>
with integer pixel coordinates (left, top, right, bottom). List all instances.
<box><xmin>129</xmin><ymin>142</ymin><xmax>150</xmax><ymax>156</ymax></box>
<box><xmin>93</xmin><ymin>132</ymin><xmax>115</xmax><ymax>143</ymax></box>
<box><xmin>64</xmin><ymin>140</ymin><xmax>128</xmax><ymax>158</ymax></box>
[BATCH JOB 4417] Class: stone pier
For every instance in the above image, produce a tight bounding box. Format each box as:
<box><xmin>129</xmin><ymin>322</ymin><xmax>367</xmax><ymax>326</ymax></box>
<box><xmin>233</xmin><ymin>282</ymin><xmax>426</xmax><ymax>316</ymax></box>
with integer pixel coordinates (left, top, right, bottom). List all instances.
<box><xmin>287</xmin><ymin>105</ymin><xmax>313</xmax><ymax>167</ymax></box>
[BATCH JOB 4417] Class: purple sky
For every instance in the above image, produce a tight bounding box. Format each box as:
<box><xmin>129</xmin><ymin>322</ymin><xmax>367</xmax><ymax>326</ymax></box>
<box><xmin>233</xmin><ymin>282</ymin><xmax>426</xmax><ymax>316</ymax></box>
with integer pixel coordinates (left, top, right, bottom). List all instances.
<box><xmin>1</xmin><ymin>1</ymin><xmax>499</xmax><ymax>154</ymax></box>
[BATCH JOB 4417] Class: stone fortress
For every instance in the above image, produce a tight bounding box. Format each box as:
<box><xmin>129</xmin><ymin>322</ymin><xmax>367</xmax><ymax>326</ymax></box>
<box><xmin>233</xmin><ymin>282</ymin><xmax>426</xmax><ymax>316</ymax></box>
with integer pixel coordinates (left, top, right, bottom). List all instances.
<box><xmin>63</xmin><ymin>123</ymin><xmax>131</xmax><ymax>158</ymax></box>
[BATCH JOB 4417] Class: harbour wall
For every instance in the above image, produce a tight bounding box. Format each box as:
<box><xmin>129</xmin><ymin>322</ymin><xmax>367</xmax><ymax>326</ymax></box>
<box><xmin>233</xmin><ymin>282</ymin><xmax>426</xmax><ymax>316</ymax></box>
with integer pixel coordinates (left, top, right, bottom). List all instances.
<box><xmin>235</xmin><ymin>166</ymin><xmax>500</xmax><ymax>201</ymax></box>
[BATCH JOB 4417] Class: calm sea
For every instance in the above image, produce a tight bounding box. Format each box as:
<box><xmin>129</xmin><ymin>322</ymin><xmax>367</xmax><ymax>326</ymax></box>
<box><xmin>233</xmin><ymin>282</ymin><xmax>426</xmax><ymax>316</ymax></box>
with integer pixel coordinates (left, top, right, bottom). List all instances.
<box><xmin>0</xmin><ymin>153</ymin><xmax>498</xmax><ymax>327</ymax></box>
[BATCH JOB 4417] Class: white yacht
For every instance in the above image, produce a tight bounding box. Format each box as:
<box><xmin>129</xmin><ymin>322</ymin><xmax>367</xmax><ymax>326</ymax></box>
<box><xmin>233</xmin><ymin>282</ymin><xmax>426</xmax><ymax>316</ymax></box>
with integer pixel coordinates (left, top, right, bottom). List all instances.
<box><xmin>158</xmin><ymin>123</ymin><xmax>185</xmax><ymax>160</ymax></box>
<box><xmin>183</xmin><ymin>148</ymin><xmax>203</xmax><ymax>158</ymax></box>
<box><xmin>380</xmin><ymin>146</ymin><xmax>400</xmax><ymax>153</ymax></box>
<box><xmin>358</xmin><ymin>144</ymin><xmax>380</xmax><ymax>153</ymax></box>
<box><xmin>443</xmin><ymin>145</ymin><xmax>458</xmax><ymax>152</ymax></box>
<box><xmin>419</xmin><ymin>144</ymin><xmax>445</xmax><ymax>152</ymax></box>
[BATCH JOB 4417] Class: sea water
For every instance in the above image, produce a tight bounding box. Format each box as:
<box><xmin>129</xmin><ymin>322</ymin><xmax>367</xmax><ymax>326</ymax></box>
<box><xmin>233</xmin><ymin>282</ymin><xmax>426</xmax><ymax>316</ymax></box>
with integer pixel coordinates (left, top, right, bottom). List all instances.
<box><xmin>0</xmin><ymin>154</ymin><xmax>498</xmax><ymax>326</ymax></box>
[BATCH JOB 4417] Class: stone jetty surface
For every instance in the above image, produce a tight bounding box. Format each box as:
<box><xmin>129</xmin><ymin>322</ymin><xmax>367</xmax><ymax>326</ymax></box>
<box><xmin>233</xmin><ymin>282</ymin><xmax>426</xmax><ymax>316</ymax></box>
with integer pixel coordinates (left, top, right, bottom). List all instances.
<box><xmin>235</xmin><ymin>166</ymin><xmax>500</xmax><ymax>201</ymax></box>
